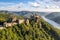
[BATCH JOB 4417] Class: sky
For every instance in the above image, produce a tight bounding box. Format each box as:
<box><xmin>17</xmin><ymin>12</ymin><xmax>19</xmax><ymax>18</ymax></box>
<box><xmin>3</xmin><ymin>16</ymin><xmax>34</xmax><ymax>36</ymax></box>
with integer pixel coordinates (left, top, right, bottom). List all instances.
<box><xmin>0</xmin><ymin>0</ymin><xmax>60</xmax><ymax>12</ymax></box>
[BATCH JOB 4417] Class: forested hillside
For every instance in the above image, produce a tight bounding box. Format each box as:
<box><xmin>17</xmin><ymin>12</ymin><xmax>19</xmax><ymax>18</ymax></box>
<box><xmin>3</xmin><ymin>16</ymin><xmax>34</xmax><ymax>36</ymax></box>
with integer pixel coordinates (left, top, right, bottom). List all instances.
<box><xmin>0</xmin><ymin>12</ymin><xmax>23</xmax><ymax>22</ymax></box>
<box><xmin>0</xmin><ymin>13</ymin><xmax>60</xmax><ymax>40</ymax></box>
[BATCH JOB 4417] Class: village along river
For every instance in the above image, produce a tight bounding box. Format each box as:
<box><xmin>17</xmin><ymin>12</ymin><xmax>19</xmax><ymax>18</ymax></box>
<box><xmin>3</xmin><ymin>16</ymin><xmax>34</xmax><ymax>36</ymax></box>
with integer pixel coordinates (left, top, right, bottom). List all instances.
<box><xmin>42</xmin><ymin>16</ymin><xmax>60</xmax><ymax>29</ymax></box>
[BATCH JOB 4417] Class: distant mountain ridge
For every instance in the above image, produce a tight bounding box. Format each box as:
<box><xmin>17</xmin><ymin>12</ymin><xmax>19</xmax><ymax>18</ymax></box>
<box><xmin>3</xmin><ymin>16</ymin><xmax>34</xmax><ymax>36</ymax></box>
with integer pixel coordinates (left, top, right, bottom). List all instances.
<box><xmin>45</xmin><ymin>12</ymin><xmax>60</xmax><ymax>24</ymax></box>
<box><xmin>46</xmin><ymin>12</ymin><xmax>60</xmax><ymax>19</ymax></box>
<box><xmin>0</xmin><ymin>10</ymin><xmax>49</xmax><ymax>16</ymax></box>
<box><xmin>52</xmin><ymin>16</ymin><xmax>60</xmax><ymax>24</ymax></box>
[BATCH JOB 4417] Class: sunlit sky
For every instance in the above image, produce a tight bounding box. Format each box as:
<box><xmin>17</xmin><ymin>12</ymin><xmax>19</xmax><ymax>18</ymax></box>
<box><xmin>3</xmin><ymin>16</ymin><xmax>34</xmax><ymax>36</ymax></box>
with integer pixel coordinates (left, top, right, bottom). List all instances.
<box><xmin>0</xmin><ymin>0</ymin><xmax>60</xmax><ymax>12</ymax></box>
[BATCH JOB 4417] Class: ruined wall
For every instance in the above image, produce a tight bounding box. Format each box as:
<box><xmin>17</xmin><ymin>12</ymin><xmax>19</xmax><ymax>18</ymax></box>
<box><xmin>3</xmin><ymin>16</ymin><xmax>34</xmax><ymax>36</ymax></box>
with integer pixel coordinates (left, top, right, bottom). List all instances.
<box><xmin>18</xmin><ymin>19</ymin><xmax>25</xmax><ymax>24</ymax></box>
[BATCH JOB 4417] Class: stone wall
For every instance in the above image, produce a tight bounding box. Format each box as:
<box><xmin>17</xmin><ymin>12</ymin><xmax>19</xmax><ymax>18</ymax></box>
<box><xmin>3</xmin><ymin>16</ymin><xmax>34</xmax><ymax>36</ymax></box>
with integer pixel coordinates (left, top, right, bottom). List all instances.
<box><xmin>18</xmin><ymin>19</ymin><xmax>25</xmax><ymax>24</ymax></box>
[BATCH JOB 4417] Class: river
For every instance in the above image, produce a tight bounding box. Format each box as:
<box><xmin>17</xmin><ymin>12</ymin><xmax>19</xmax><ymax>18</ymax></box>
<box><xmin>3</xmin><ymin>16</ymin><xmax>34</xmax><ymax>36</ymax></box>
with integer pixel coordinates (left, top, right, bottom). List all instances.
<box><xmin>42</xmin><ymin>16</ymin><xmax>60</xmax><ymax>29</ymax></box>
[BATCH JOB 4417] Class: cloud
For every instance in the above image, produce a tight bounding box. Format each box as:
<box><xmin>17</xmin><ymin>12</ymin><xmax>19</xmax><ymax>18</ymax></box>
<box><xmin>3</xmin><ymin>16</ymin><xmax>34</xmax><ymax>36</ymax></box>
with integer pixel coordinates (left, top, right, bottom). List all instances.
<box><xmin>35</xmin><ymin>0</ymin><xmax>60</xmax><ymax>9</ymax></box>
<box><xmin>53</xmin><ymin>0</ymin><xmax>60</xmax><ymax>2</ymax></box>
<box><xmin>0</xmin><ymin>2</ymin><xmax>14</xmax><ymax>5</ymax></box>
<box><xmin>0</xmin><ymin>2</ymin><xmax>24</xmax><ymax>11</ymax></box>
<box><xmin>0</xmin><ymin>0</ymin><xmax>60</xmax><ymax>12</ymax></box>
<box><xmin>28</xmin><ymin>2</ymin><xmax>40</xmax><ymax>7</ymax></box>
<box><xmin>0</xmin><ymin>2</ymin><xmax>15</xmax><ymax>6</ymax></box>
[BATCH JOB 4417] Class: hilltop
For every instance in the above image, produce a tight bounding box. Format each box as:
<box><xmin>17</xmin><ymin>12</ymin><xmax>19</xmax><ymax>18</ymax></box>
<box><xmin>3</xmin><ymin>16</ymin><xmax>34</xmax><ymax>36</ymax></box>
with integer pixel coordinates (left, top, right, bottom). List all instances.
<box><xmin>0</xmin><ymin>12</ymin><xmax>60</xmax><ymax>40</ymax></box>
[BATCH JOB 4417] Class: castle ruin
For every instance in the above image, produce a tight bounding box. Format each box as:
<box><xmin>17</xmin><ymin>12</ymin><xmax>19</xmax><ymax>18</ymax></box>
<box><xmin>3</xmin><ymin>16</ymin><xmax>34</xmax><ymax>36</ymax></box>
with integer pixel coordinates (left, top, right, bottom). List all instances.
<box><xmin>0</xmin><ymin>14</ymin><xmax>40</xmax><ymax>28</ymax></box>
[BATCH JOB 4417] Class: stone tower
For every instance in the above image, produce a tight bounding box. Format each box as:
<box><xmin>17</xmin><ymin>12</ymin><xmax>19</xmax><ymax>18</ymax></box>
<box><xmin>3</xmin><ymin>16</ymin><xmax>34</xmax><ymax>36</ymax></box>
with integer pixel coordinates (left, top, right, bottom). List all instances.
<box><xmin>18</xmin><ymin>19</ymin><xmax>25</xmax><ymax>24</ymax></box>
<box><xmin>31</xmin><ymin>13</ymin><xmax>39</xmax><ymax>22</ymax></box>
<box><xmin>33</xmin><ymin>13</ymin><xmax>39</xmax><ymax>18</ymax></box>
<box><xmin>25</xmin><ymin>19</ymin><xmax>29</xmax><ymax>25</ymax></box>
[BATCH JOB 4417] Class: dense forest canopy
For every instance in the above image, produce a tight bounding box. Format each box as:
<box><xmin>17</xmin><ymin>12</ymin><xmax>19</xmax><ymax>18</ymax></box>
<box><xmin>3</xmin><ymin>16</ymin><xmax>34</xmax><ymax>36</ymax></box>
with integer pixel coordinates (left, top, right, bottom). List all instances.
<box><xmin>0</xmin><ymin>12</ymin><xmax>23</xmax><ymax>22</ymax></box>
<box><xmin>0</xmin><ymin>12</ymin><xmax>60</xmax><ymax>40</ymax></box>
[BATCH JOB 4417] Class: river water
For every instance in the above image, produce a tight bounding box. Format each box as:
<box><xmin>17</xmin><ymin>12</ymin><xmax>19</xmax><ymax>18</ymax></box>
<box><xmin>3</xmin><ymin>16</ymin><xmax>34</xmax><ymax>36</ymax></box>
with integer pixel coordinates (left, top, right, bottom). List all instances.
<box><xmin>42</xmin><ymin>16</ymin><xmax>60</xmax><ymax>29</ymax></box>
